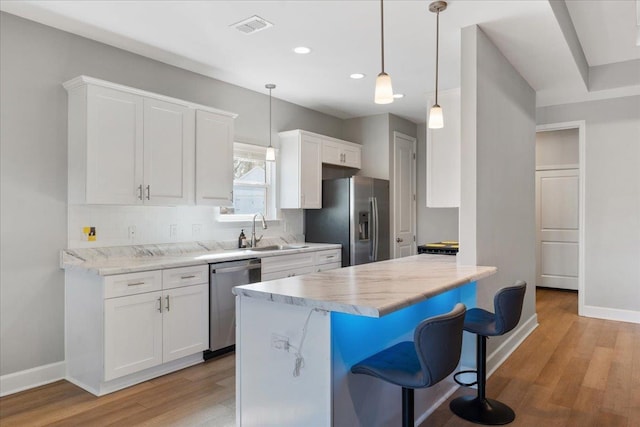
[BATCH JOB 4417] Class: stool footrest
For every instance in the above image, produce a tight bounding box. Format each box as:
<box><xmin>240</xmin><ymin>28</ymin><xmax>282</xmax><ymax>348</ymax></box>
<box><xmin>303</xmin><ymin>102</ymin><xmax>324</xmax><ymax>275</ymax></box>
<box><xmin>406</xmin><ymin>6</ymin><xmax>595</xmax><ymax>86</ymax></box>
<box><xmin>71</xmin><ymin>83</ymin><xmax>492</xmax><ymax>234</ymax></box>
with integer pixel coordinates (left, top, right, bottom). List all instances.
<box><xmin>453</xmin><ymin>369</ymin><xmax>478</xmax><ymax>387</ymax></box>
<box><xmin>449</xmin><ymin>395</ymin><xmax>515</xmax><ymax>425</ymax></box>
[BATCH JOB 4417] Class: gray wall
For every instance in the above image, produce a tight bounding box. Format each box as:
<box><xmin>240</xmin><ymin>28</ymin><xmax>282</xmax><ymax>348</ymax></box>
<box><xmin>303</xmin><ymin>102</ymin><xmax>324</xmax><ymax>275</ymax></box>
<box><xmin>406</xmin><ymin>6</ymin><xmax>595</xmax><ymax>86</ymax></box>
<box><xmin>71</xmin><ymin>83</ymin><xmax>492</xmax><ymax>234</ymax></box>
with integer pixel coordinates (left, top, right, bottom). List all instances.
<box><xmin>343</xmin><ymin>114</ymin><xmax>390</xmax><ymax>179</ymax></box>
<box><xmin>537</xmin><ymin>96</ymin><xmax>640</xmax><ymax>312</ymax></box>
<box><xmin>416</xmin><ymin>123</ymin><xmax>459</xmax><ymax>244</ymax></box>
<box><xmin>535</xmin><ymin>128</ymin><xmax>578</xmax><ymax>168</ymax></box>
<box><xmin>0</xmin><ymin>12</ymin><xmax>344</xmax><ymax>376</ymax></box>
<box><xmin>459</xmin><ymin>26</ymin><xmax>537</xmax><ymax>352</ymax></box>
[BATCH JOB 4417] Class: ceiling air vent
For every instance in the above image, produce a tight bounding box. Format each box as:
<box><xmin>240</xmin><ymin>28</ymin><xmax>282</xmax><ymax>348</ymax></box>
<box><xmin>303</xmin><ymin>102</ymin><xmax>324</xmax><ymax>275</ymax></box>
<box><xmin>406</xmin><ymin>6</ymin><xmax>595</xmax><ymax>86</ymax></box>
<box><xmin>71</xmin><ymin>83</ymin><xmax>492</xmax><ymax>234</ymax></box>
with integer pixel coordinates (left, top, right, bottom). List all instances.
<box><xmin>232</xmin><ymin>15</ymin><xmax>273</xmax><ymax>35</ymax></box>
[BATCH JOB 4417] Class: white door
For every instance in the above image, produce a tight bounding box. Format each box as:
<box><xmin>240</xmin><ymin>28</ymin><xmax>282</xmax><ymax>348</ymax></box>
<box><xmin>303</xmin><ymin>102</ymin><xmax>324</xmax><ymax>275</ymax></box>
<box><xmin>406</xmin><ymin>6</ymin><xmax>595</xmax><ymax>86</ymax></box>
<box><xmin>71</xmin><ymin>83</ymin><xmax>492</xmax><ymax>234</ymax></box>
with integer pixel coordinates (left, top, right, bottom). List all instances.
<box><xmin>104</xmin><ymin>291</ymin><xmax>163</xmax><ymax>381</ymax></box>
<box><xmin>393</xmin><ymin>132</ymin><xmax>417</xmax><ymax>258</ymax></box>
<box><xmin>300</xmin><ymin>134</ymin><xmax>322</xmax><ymax>209</ymax></box>
<box><xmin>143</xmin><ymin>99</ymin><xmax>194</xmax><ymax>205</ymax></box>
<box><xmin>195</xmin><ymin>110</ymin><xmax>234</xmax><ymax>206</ymax></box>
<box><xmin>86</xmin><ymin>85</ymin><xmax>143</xmax><ymax>204</ymax></box>
<box><xmin>536</xmin><ymin>169</ymin><xmax>579</xmax><ymax>290</ymax></box>
<box><xmin>162</xmin><ymin>284</ymin><xmax>209</xmax><ymax>363</ymax></box>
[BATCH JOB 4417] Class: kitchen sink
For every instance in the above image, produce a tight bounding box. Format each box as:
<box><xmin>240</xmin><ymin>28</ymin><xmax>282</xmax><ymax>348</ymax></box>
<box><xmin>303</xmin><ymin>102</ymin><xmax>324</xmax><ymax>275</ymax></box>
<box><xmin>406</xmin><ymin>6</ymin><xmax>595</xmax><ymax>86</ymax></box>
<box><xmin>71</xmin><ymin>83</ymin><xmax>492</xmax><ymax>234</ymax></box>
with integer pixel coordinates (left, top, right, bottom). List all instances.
<box><xmin>248</xmin><ymin>244</ymin><xmax>309</xmax><ymax>252</ymax></box>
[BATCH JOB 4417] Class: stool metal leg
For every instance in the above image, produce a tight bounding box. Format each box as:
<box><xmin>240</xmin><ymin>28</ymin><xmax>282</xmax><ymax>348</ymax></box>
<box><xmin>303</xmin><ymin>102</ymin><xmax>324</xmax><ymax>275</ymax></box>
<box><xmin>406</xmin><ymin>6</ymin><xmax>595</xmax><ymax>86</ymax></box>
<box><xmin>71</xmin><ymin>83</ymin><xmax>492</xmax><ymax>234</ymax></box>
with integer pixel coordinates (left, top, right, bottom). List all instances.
<box><xmin>402</xmin><ymin>387</ymin><xmax>414</xmax><ymax>427</ymax></box>
<box><xmin>449</xmin><ymin>335</ymin><xmax>515</xmax><ymax>425</ymax></box>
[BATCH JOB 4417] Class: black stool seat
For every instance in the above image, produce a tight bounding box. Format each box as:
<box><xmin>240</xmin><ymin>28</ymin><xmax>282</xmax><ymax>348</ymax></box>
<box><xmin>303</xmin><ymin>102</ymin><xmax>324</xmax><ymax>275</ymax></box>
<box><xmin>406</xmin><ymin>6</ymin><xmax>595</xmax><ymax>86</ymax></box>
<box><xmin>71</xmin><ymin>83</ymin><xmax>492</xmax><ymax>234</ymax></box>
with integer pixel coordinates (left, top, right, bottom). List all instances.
<box><xmin>450</xmin><ymin>281</ymin><xmax>526</xmax><ymax>425</ymax></box>
<box><xmin>352</xmin><ymin>303</ymin><xmax>466</xmax><ymax>427</ymax></box>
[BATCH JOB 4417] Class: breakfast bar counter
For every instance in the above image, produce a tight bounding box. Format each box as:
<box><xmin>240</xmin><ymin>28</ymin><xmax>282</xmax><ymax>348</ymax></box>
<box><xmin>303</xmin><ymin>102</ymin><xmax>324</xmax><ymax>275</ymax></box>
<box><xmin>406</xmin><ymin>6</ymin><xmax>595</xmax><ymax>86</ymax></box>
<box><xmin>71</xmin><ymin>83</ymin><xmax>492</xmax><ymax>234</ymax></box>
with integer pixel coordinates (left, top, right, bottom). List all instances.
<box><xmin>233</xmin><ymin>255</ymin><xmax>496</xmax><ymax>426</ymax></box>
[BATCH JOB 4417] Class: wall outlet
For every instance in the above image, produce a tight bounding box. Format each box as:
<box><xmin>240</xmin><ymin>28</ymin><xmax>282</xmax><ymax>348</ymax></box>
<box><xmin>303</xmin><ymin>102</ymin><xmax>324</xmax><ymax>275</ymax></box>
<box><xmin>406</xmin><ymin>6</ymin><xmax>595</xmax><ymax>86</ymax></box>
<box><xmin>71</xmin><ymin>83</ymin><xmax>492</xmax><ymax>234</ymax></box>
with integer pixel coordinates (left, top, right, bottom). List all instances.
<box><xmin>192</xmin><ymin>224</ymin><xmax>202</xmax><ymax>237</ymax></box>
<box><xmin>128</xmin><ymin>225</ymin><xmax>136</xmax><ymax>240</ymax></box>
<box><xmin>169</xmin><ymin>224</ymin><xmax>177</xmax><ymax>238</ymax></box>
<box><xmin>271</xmin><ymin>333</ymin><xmax>290</xmax><ymax>351</ymax></box>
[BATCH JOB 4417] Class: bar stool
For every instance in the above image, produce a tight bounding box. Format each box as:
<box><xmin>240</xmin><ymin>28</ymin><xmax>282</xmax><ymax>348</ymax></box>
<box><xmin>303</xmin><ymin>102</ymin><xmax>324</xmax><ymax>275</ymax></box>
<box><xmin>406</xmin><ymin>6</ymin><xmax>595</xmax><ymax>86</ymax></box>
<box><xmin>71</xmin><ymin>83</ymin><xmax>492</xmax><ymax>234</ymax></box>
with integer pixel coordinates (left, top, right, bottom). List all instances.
<box><xmin>351</xmin><ymin>303</ymin><xmax>466</xmax><ymax>427</ymax></box>
<box><xmin>449</xmin><ymin>281</ymin><xmax>526</xmax><ymax>425</ymax></box>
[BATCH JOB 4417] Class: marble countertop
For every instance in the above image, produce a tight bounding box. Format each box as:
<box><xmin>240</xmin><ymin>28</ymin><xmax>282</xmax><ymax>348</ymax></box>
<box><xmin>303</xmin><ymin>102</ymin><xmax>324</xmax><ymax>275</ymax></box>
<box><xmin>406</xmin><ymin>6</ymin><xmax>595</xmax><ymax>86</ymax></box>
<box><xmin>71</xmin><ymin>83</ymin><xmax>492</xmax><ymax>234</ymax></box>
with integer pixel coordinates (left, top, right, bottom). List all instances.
<box><xmin>233</xmin><ymin>254</ymin><xmax>496</xmax><ymax>317</ymax></box>
<box><xmin>61</xmin><ymin>240</ymin><xmax>341</xmax><ymax>276</ymax></box>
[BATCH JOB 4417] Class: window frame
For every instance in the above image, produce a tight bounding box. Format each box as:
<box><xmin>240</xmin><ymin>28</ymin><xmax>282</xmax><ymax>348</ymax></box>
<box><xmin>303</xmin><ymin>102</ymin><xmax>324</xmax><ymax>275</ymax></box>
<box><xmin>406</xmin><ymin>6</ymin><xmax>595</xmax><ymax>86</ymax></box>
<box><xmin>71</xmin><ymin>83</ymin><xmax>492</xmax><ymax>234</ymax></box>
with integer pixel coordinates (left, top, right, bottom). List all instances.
<box><xmin>218</xmin><ymin>142</ymin><xmax>277</xmax><ymax>222</ymax></box>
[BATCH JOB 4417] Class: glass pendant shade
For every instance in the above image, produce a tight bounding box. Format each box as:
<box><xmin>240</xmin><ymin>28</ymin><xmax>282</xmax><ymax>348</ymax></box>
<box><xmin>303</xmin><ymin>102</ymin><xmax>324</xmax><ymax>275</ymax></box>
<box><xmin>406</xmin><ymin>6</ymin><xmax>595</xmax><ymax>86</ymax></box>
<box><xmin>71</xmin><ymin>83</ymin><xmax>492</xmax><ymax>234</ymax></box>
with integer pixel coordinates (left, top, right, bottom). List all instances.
<box><xmin>428</xmin><ymin>104</ymin><xmax>444</xmax><ymax>129</ymax></box>
<box><xmin>374</xmin><ymin>72</ymin><xmax>394</xmax><ymax>104</ymax></box>
<box><xmin>265</xmin><ymin>145</ymin><xmax>276</xmax><ymax>161</ymax></box>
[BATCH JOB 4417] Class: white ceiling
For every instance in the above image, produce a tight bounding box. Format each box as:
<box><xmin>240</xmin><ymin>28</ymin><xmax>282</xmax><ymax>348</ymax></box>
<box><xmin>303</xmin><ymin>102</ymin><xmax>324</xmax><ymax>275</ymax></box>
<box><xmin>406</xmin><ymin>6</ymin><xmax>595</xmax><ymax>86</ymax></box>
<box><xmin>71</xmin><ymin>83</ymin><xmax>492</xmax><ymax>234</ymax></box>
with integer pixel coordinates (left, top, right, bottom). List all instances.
<box><xmin>1</xmin><ymin>0</ymin><xmax>639</xmax><ymax>124</ymax></box>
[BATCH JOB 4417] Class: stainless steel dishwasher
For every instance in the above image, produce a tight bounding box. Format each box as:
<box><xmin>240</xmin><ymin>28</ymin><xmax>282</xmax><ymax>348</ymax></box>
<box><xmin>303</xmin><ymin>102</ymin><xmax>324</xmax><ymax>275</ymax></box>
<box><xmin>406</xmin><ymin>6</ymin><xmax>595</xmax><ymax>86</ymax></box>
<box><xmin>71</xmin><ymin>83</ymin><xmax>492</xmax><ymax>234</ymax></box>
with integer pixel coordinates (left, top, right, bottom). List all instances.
<box><xmin>206</xmin><ymin>258</ymin><xmax>261</xmax><ymax>357</ymax></box>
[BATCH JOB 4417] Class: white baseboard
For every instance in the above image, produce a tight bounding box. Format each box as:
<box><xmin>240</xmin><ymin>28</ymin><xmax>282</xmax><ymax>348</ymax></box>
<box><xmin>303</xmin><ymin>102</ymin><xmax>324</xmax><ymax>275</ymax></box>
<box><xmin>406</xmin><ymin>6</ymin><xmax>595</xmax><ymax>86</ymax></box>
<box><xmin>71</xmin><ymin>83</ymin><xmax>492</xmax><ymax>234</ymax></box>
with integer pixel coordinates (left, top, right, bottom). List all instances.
<box><xmin>414</xmin><ymin>381</ymin><xmax>460</xmax><ymax>426</ymax></box>
<box><xmin>582</xmin><ymin>305</ymin><xmax>640</xmax><ymax>324</ymax></box>
<box><xmin>0</xmin><ymin>361</ymin><xmax>65</xmax><ymax>397</ymax></box>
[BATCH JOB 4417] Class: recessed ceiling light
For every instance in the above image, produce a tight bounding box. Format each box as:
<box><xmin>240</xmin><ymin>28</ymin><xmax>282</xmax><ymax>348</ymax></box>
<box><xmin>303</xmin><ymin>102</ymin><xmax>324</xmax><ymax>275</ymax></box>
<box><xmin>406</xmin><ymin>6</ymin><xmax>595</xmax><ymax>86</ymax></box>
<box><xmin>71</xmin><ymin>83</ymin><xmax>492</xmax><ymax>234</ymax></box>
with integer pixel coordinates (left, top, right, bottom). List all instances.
<box><xmin>393</xmin><ymin>93</ymin><xmax>404</xmax><ymax>99</ymax></box>
<box><xmin>350</xmin><ymin>73</ymin><xmax>365</xmax><ymax>79</ymax></box>
<box><xmin>293</xmin><ymin>46</ymin><xmax>311</xmax><ymax>54</ymax></box>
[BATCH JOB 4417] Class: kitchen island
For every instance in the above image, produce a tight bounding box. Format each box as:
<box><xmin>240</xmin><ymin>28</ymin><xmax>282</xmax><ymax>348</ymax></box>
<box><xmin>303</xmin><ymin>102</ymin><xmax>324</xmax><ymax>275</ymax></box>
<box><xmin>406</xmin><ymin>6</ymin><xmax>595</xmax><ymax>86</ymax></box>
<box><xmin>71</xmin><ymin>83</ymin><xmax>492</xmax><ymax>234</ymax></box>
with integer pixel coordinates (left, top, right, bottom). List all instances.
<box><xmin>233</xmin><ymin>254</ymin><xmax>496</xmax><ymax>427</ymax></box>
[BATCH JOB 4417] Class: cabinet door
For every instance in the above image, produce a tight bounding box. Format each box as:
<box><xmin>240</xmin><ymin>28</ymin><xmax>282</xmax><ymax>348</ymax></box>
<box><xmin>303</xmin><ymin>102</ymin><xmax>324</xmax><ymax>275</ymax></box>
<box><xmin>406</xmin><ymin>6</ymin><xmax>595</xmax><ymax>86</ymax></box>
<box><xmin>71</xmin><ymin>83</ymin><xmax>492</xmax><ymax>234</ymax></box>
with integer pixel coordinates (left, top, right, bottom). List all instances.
<box><xmin>321</xmin><ymin>140</ymin><xmax>343</xmax><ymax>166</ymax></box>
<box><xmin>162</xmin><ymin>284</ymin><xmax>209</xmax><ymax>363</ymax></box>
<box><xmin>143</xmin><ymin>99</ymin><xmax>195</xmax><ymax>205</ymax></box>
<box><xmin>300</xmin><ymin>134</ymin><xmax>322</xmax><ymax>209</ymax></box>
<box><xmin>342</xmin><ymin>144</ymin><xmax>361</xmax><ymax>169</ymax></box>
<box><xmin>195</xmin><ymin>110</ymin><xmax>234</xmax><ymax>206</ymax></box>
<box><xmin>262</xmin><ymin>266</ymin><xmax>316</xmax><ymax>281</ymax></box>
<box><xmin>86</xmin><ymin>86</ymin><xmax>143</xmax><ymax>204</ymax></box>
<box><xmin>104</xmin><ymin>291</ymin><xmax>163</xmax><ymax>381</ymax></box>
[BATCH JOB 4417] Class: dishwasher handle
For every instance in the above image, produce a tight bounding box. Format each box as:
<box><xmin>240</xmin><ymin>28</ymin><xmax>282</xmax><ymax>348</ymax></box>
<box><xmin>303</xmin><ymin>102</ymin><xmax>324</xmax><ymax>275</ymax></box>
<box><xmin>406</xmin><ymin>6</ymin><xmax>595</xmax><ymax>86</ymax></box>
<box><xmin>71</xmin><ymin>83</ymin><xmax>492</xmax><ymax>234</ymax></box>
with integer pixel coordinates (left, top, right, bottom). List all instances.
<box><xmin>211</xmin><ymin>264</ymin><xmax>261</xmax><ymax>274</ymax></box>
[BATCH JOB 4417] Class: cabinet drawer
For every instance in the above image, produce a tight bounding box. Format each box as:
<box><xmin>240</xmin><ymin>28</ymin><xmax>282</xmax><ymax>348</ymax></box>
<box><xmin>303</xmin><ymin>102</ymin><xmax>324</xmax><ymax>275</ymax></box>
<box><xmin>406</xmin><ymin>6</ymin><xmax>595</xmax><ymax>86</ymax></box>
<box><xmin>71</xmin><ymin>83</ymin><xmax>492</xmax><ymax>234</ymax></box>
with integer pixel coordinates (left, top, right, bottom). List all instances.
<box><xmin>162</xmin><ymin>265</ymin><xmax>208</xmax><ymax>289</ymax></box>
<box><xmin>315</xmin><ymin>249</ymin><xmax>341</xmax><ymax>265</ymax></box>
<box><xmin>262</xmin><ymin>265</ymin><xmax>316</xmax><ymax>281</ymax></box>
<box><xmin>104</xmin><ymin>270</ymin><xmax>162</xmax><ymax>299</ymax></box>
<box><xmin>315</xmin><ymin>262</ymin><xmax>342</xmax><ymax>273</ymax></box>
<box><xmin>261</xmin><ymin>253</ymin><xmax>315</xmax><ymax>274</ymax></box>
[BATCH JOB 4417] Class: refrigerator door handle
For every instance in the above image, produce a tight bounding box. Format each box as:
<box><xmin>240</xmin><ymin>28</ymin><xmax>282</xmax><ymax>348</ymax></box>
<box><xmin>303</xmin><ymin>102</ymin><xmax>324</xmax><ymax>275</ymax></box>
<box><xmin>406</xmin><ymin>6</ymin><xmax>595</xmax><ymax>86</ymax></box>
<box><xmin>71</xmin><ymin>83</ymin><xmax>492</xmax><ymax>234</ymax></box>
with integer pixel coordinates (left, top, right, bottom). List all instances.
<box><xmin>371</xmin><ymin>196</ymin><xmax>379</xmax><ymax>261</ymax></box>
<box><xmin>369</xmin><ymin>197</ymin><xmax>375</xmax><ymax>261</ymax></box>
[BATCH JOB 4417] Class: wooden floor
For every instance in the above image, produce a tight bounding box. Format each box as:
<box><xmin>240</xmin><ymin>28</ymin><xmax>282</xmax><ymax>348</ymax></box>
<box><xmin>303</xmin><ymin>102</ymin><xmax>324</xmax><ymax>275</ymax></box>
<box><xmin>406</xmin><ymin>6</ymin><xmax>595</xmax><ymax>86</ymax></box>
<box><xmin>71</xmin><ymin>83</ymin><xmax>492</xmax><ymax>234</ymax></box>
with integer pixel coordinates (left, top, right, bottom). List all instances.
<box><xmin>1</xmin><ymin>288</ymin><xmax>639</xmax><ymax>426</ymax></box>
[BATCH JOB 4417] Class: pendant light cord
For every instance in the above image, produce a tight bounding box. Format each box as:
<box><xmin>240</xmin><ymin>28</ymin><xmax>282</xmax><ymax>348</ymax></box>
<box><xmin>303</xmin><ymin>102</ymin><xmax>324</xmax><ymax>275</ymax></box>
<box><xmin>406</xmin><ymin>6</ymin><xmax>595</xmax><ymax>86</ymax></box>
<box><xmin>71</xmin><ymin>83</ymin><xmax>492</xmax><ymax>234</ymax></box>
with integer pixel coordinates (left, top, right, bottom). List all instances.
<box><xmin>380</xmin><ymin>0</ymin><xmax>385</xmax><ymax>73</ymax></box>
<box><xmin>269</xmin><ymin>87</ymin><xmax>272</xmax><ymax>148</ymax></box>
<box><xmin>435</xmin><ymin>8</ymin><xmax>440</xmax><ymax>105</ymax></box>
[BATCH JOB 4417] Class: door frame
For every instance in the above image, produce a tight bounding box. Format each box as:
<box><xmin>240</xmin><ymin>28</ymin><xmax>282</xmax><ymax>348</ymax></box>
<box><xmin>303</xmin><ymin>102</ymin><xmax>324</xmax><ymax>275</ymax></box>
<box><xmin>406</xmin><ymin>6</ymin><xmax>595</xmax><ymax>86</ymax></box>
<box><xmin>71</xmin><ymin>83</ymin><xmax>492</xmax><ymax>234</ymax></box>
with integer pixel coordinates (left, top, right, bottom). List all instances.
<box><xmin>536</xmin><ymin>121</ymin><xmax>585</xmax><ymax>316</ymax></box>
<box><xmin>392</xmin><ymin>131</ymin><xmax>417</xmax><ymax>258</ymax></box>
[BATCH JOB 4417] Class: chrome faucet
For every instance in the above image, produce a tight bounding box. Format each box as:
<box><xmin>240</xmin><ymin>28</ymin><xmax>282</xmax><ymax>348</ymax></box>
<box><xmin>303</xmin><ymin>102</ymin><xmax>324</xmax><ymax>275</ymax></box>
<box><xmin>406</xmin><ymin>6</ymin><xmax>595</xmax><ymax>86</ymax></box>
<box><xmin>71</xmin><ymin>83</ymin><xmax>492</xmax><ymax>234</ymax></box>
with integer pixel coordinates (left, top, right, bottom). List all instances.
<box><xmin>251</xmin><ymin>213</ymin><xmax>267</xmax><ymax>247</ymax></box>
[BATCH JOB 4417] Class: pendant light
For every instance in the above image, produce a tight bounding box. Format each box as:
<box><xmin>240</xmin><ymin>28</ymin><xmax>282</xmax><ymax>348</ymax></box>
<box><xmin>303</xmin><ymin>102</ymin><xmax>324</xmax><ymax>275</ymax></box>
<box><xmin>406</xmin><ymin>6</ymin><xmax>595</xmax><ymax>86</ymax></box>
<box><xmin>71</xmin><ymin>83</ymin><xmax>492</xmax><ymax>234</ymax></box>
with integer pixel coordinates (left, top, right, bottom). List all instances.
<box><xmin>428</xmin><ymin>1</ymin><xmax>447</xmax><ymax>129</ymax></box>
<box><xmin>374</xmin><ymin>0</ymin><xmax>393</xmax><ymax>104</ymax></box>
<box><xmin>265</xmin><ymin>84</ymin><xmax>276</xmax><ymax>162</ymax></box>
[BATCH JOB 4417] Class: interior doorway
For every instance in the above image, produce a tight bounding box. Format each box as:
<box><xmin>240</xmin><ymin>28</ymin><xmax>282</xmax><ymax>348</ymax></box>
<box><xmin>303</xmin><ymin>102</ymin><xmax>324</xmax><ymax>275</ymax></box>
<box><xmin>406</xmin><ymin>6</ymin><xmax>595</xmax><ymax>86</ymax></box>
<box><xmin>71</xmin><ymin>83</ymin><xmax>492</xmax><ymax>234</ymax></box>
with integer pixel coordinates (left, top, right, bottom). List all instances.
<box><xmin>535</xmin><ymin>121</ymin><xmax>585</xmax><ymax>315</ymax></box>
<box><xmin>392</xmin><ymin>131</ymin><xmax>416</xmax><ymax>258</ymax></box>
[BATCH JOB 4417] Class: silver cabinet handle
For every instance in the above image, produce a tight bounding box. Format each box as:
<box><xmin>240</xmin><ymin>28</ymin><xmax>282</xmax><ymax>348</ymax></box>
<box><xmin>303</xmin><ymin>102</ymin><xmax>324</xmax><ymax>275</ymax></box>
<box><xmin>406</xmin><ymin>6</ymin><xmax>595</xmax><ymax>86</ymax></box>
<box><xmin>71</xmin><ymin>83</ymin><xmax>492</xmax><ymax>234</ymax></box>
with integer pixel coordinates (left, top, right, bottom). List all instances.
<box><xmin>157</xmin><ymin>296</ymin><xmax>163</xmax><ymax>313</ymax></box>
<box><xmin>127</xmin><ymin>281</ymin><xmax>145</xmax><ymax>287</ymax></box>
<box><xmin>165</xmin><ymin>295</ymin><xmax>170</xmax><ymax>311</ymax></box>
<box><xmin>180</xmin><ymin>275</ymin><xmax>196</xmax><ymax>279</ymax></box>
<box><xmin>137</xmin><ymin>185</ymin><xmax>143</xmax><ymax>200</ymax></box>
<box><xmin>145</xmin><ymin>185</ymin><xmax>151</xmax><ymax>200</ymax></box>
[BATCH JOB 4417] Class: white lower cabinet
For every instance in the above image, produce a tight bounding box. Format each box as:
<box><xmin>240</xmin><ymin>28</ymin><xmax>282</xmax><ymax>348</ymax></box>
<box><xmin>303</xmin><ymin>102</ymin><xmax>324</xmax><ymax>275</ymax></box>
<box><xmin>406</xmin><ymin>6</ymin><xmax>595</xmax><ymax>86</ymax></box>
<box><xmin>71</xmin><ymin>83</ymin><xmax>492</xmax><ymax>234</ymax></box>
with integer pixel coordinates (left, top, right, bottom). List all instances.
<box><xmin>66</xmin><ymin>265</ymin><xmax>208</xmax><ymax>395</ymax></box>
<box><xmin>104</xmin><ymin>291</ymin><xmax>164</xmax><ymax>381</ymax></box>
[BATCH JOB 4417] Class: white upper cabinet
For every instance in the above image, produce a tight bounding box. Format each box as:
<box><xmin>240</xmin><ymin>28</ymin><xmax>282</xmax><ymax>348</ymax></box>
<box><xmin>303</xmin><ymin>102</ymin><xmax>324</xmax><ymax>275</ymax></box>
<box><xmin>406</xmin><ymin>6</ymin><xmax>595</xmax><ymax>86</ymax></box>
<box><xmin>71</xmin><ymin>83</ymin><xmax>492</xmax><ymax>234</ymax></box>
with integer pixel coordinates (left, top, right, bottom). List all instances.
<box><xmin>143</xmin><ymin>98</ymin><xmax>194</xmax><ymax>205</ymax></box>
<box><xmin>279</xmin><ymin>130</ymin><xmax>322</xmax><ymax>209</ymax></box>
<box><xmin>64</xmin><ymin>76</ymin><xmax>236</xmax><ymax>206</ymax></box>
<box><xmin>195</xmin><ymin>110</ymin><xmax>234</xmax><ymax>206</ymax></box>
<box><xmin>426</xmin><ymin>88</ymin><xmax>461</xmax><ymax>207</ymax></box>
<box><xmin>81</xmin><ymin>85</ymin><xmax>144</xmax><ymax>205</ymax></box>
<box><xmin>322</xmin><ymin>138</ymin><xmax>361</xmax><ymax>169</ymax></box>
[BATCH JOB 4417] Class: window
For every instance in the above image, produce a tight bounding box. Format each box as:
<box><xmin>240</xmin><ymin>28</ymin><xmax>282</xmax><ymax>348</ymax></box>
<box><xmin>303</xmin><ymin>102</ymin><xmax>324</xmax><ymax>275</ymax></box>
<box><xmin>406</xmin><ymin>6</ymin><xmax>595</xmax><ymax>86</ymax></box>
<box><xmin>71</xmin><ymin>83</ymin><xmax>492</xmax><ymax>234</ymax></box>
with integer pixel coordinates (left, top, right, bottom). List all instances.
<box><xmin>220</xmin><ymin>143</ymin><xmax>276</xmax><ymax>219</ymax></box>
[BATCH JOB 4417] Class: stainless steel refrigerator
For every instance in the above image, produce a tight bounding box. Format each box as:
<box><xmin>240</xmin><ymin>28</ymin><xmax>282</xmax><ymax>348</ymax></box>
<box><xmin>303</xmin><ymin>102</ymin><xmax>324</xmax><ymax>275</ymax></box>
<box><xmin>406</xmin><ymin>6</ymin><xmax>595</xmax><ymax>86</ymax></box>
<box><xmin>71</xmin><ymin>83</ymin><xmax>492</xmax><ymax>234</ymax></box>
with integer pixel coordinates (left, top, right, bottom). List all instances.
<box><xmin>305</xmin><ymin>176</ymin><xmax>390</xmax><ymax>267</ymax></box>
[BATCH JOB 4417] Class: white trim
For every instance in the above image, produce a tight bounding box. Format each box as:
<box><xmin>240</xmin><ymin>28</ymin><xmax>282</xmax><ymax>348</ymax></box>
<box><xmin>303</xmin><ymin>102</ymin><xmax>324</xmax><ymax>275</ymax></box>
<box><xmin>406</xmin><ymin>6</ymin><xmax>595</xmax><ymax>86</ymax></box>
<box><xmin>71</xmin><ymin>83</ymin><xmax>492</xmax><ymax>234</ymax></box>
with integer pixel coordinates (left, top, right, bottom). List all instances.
<box><xmin>487</xmin><ymin>313</ymin><xmax>539</xmax><ymax>377</ymax></box>
<box><xmin>535</xmin><ymin>163</ymin><xmax>579</xmax><ymax>171</ymax></box>
<box><xmin>536</xmin><ymin>121</ymin><xmax>586</xmax><ymax>316</ymax></box>
<box><xmin>414</xmin><ymin>380</ymin><xmax>461</xmax><ymax>426</ymax></box>
<box><xmin>582</xmin><ymin>305</ymin><xmax>640</xmax><ymax>324</ymax></box>
<box><xmin>63</xmin><ymin>75</ymin><xmax>238</xmax><ymax>118</ymax></box>
<box><xmin>0</xmin><ymin>361</ymin><xmax>65</xmax><ymax>397</ymax></box>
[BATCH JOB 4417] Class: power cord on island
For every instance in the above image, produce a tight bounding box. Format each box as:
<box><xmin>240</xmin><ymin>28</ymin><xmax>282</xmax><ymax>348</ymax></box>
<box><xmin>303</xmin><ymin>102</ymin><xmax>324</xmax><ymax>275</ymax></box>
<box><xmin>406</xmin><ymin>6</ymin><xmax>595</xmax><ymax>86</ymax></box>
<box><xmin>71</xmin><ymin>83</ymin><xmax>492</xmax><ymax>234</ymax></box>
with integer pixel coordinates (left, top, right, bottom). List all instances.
<box><xmin>288</xmin><ymin>308</ymin><xmax>325</xmax><ymax>377</ymax></box>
